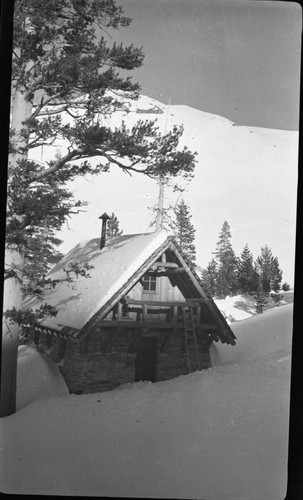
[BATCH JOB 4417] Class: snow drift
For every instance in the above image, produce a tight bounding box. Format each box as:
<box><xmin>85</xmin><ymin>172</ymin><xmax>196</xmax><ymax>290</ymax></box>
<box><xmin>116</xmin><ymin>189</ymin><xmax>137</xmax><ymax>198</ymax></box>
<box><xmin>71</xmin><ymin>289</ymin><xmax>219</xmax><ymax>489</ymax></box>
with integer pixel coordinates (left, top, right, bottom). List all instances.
<box><xmin>0</xmin><ymin>302</ymin><xmax>293</xmax><ymax>499</ymax></box>
<box><xmin>16</xmin><ymin>345</ymin><xmax>68</xmax><ymax>410</ymax></box>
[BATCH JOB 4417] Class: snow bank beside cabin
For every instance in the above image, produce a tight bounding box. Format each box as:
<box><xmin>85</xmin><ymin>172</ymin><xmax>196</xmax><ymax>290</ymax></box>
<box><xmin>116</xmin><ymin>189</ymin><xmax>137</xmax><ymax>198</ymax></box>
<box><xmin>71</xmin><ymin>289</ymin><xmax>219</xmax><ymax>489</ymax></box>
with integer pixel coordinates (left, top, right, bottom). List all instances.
<box><xmin>16</xmin><ymin>346</ymin><xmax>68</xmax><ymax>410</ymax></box>
<box><xmin>211</xmin><ymin>303</ymin><xmax>293</xmax><ymax>368</ymax></box>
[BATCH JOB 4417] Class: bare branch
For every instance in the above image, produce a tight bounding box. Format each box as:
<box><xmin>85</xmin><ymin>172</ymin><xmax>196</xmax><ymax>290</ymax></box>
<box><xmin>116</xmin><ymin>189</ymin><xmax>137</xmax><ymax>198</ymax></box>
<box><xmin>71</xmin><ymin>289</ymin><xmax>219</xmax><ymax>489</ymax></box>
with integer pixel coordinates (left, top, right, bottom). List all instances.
<box><xmin>101</xmin><ymin>152</ymin><xmax>153</xmax><ymax>177</ymax></box>
<box><xmin>36</xmin><ymin>106</ymin><xmax>69</xmax><ymax>117</ymax></box>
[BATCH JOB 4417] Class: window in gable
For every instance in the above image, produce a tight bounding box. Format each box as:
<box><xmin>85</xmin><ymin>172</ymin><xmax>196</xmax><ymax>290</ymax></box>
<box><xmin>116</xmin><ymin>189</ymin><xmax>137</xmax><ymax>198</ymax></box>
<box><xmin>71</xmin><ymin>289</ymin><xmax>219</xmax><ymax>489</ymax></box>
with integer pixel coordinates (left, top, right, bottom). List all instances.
<box><xmin>142</xmin><ymin>275</ymin><xmax>157</xmax><ymax>293</ymax></box>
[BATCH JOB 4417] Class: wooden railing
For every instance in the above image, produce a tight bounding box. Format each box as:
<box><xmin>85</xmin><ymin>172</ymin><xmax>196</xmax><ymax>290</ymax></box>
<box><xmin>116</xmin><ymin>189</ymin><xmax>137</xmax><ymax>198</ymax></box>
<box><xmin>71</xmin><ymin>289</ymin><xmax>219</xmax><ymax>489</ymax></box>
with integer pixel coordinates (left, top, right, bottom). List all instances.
<box><xmin>101</xmin><ymin>298</ymin><xmax>218</xmax><ymax>330</ymax></box>
<box><xmin>124</xmin><ymin>299</ymin><xmax>201</xmax><ymax>324</ymax></box>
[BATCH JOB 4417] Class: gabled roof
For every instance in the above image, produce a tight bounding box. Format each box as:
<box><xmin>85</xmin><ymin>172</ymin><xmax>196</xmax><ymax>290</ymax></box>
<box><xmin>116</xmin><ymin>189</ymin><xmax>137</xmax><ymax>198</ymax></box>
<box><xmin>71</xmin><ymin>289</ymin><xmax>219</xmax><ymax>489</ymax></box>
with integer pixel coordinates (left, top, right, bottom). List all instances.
<box><xmin>23</xmin><ymin>230</ymin><xmax>236</xmax><ymax>345</ymax></box>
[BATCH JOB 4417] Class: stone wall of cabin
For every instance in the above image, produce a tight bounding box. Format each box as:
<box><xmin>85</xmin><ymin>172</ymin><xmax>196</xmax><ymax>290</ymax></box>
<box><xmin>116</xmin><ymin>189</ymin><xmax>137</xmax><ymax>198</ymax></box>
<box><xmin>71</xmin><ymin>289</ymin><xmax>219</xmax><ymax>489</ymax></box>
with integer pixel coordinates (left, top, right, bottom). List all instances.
<box><xmin>60</xmin><ymin>327</ymin><xmax>138</xmax><ymax>394</ymax></box>
<box><xmin>31</xmin><ymin>323</ymin><xmax>212</xmax><ymax>394</ymax></box>
<box><xmin>59</xmin><ymin>324</ymin><xmax>212</xmax><ymax>394</ymax></box>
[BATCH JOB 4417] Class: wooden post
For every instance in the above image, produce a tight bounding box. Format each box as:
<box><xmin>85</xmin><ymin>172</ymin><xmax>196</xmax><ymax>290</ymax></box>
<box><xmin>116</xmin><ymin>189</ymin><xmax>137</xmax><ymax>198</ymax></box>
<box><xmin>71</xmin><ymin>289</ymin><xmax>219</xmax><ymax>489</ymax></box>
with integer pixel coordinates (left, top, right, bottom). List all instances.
<box><xmin>173</xmin><ymin>305</ymin><xmax>178</xmax><ymax>325</ymax></box>
<box><xmin>143</xmin><ymin>304</ymin><xmax>148</xmax><ymax>322</ymax></box>
<box><xmin>117</xmin><ymin>302</ymin><xmax>123</xmax><ymax>321</ymax></box>
<box><xmin>196</xmin><ymin>306</ymin><xmax>201</xmax><ymax>324</ymax></box>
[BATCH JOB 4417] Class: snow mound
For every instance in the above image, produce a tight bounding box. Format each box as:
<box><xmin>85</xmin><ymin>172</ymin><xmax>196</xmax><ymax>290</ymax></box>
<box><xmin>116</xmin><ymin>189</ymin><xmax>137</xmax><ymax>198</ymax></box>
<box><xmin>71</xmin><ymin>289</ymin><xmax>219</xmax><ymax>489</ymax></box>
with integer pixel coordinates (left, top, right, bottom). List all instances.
<box><xmin>215</xmin><ymin>294</ymin><xmax>256</xmax><ymax>322</ymax></box>
<box><xmin>211</xmin><ymin>303</ymin><xmax>293</xmax><ymax>368</ymax></box>
<box><xmin>16</xmin><ymin>345</ymin><xmax>68</xmax><ymax>410</ymax></box>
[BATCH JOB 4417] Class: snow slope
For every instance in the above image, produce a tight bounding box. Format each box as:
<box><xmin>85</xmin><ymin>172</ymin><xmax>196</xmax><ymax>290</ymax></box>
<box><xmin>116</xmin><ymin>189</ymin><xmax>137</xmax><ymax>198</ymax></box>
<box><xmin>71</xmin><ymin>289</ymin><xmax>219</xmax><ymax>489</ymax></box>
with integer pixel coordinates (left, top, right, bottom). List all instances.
<box><xmin>29</xmin><ymin>94</ymin><xmax>298</xmax><ymax>286</ymax></box>
<box><xmin>215</xmin><ymin>289</ymin><xmax>294</xmax><ymax>323</ymax></box>
<box><xmin>0</xmin><ymin>302</ymin><xmax>293</xmax><ymax>499</ymax></box>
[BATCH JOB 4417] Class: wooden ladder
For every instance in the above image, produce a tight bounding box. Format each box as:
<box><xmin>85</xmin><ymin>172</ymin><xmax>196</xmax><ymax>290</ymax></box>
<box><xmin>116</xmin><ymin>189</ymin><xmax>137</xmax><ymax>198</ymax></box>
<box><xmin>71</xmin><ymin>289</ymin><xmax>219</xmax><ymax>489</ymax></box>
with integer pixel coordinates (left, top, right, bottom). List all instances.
<box><xmin>182</xmin><ymin>307</ymin><xmax>200</xmax><ymax>373</ymax></box>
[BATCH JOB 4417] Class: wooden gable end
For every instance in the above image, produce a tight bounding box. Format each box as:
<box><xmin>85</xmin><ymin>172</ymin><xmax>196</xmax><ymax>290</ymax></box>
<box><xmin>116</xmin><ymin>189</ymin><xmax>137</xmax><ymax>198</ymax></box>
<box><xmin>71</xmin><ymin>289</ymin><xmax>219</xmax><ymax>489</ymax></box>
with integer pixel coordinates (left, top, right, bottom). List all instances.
<box><xmin>76</xmin><ymin>238</ymin><xmax>236</xmax><ymax>346</ymax></box>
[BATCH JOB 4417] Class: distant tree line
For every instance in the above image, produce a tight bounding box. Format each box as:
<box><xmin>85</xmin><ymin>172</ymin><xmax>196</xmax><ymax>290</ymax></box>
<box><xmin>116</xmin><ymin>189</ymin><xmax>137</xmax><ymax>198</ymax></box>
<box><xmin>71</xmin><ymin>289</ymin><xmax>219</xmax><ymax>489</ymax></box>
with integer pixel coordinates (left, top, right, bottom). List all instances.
<box><xmin>200</xmin><ymin>221</ymin><xmax>289</xmax><ymax>310</ymax></box>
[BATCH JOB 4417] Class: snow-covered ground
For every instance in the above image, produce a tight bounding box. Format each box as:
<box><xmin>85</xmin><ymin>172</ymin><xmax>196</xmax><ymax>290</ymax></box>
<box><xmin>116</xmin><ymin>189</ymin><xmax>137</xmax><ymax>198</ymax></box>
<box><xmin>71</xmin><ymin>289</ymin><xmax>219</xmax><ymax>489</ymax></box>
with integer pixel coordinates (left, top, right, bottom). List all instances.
<box><xmin>0</xmin><ymin>299</ymin><xmax>293</xmax><ymax>499</ymax></box>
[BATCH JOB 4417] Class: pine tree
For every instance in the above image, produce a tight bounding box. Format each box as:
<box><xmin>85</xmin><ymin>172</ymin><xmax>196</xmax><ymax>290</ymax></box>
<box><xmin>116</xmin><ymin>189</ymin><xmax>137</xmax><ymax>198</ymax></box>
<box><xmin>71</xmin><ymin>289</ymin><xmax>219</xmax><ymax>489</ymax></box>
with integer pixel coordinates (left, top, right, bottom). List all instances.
<box><xmin>270</xmin><ymin>257</ymin><xmax>283</xmax><ymax>292</ymax></box>
<box><xmin>270</xmin><ymin>291</ymin><xmax>284</xmax><ymax>306</ymax></box>
<box><xmin>255</xmin><ymin>245</ymin><xmax>283</xmax><ymax>293</ymax></box>
<box><xmin>106</xmin><ymin>212</ymin><xmax>123</xmax><ymax>239</ymax></box>
<box><xmin>213</xmin><ymin>221</ymin><xmax>238</xmax><ymax>298</ymax></box>
<box><xmin>2</xmin><ymin>1</ymin><xmax>197</xmax><ymax>417</ymax></box>
<box><xmin>237</xmin><ymin>244</ymin><xmax>259</xmax><ymax>294</ymax></box>
<box><xmin>173</xmin><ymin>200</ymin><xmax>196</xmax><ymax>265</ymax></box>
<box><xmin>254</xmin><ymin>281</ymin><xmax>268</xmax><ymax>314</ymax></box>
<box><xmin>282</xmin><ymin>282</ymin><xmax>290</xmax><ymax>291</ymax></box>
<box><xmin>200</xmin><ymin>259</ymin><xmax>218</xmax><ymax>297</ymax></box>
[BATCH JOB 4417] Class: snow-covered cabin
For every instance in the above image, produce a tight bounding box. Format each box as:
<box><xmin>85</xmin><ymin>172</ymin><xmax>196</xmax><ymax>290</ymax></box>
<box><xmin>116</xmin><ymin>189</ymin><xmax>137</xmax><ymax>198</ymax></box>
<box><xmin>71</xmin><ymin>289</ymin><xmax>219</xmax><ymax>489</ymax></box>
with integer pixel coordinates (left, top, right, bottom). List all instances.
<box><xmin>24</xmin><ymin>230</ymin><xmax>236</xmax><ymax>394</ymax></box>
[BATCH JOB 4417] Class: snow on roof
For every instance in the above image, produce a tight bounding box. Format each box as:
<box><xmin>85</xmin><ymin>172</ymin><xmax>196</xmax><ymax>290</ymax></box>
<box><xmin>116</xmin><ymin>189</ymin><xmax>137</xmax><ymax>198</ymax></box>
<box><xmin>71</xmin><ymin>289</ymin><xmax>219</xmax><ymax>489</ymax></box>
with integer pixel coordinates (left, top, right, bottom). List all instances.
<box><xmin>23</xmin><ymin>231</ymin><xmax>170</xmax><ymax>332</ymax></box>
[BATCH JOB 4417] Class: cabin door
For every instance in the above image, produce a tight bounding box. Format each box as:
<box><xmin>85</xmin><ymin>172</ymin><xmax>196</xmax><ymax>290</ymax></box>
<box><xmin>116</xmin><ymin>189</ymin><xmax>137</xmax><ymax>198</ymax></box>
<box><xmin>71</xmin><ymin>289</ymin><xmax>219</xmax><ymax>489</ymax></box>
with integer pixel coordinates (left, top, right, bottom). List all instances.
<box><xmin>135</xmin><ymin>337</ymin><xmax>158</xmax><ymax>382</ymax></box>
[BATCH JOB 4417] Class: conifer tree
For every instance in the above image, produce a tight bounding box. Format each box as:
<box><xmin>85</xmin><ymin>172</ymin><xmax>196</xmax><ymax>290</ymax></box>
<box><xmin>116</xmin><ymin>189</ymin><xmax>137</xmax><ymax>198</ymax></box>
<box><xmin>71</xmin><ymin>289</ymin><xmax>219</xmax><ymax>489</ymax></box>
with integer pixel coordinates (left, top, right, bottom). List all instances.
<box><xmin>255</xmin><ymin>245</ymin><xmax>283</xmax><ymax>293</ymax></box>
<box><xmin>173</xmin><ymin>200</ymin><xmax>196</xmax><ymax>265</ymax></box>
<box><xmin>254</xmin><ymin>281</ymin><xmax>268</xmax><ymax>314</ymax></box>
<box><xmin>106</xmin><ymin>212</ymin><xmax>123</xmax><ymax>239</ymax></box>
<box><xmin>213</xmin><ymin>221</ymin><xmax>238</xmax><ymax>298</ymax></box>
<box><xmin>237</xmin><ymin>244</ymin><xmax>259</xmax><ymax>294</ymax></box>
<box><xmin>270</xmin><ymin>257</ymin><xmax>283</xmax><ymax>292</ymax></box>
<box><xmin>270</xmin><ymin>291</ymin><xmax>284</xmax><ymax>306</ymax></box>
<box><xmin>200</xmin><ymin>258</ymin><xmax>218</xmax><ymax>297</ymax></box>
<box><xmin>282</xmin><ymin>282</ymin><xmax>290</xmax><ymax>291</ymax></box>
<box><xmin>2</xmin><ymin>0</ymin><xmax>197</xmax><ymax>417</ymax></box>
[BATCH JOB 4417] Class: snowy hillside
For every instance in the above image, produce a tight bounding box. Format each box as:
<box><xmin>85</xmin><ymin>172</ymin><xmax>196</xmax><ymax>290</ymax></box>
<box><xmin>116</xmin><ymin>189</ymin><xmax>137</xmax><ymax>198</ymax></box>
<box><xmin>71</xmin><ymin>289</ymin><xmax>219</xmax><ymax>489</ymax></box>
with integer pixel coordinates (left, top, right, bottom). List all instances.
<box><xmin>29</xmin><ymin>94</ymin><xmax>298</xmax><ymax>285</ymax></box>
<box><xmin>0</xmin><ymin>302</ymin><xmax>293</xmax><ymax>499</ymax></box>
<box><xmin>215</xmin><ymin>289</ymin><xmax>294</xmax><ymax>323</ymax></box>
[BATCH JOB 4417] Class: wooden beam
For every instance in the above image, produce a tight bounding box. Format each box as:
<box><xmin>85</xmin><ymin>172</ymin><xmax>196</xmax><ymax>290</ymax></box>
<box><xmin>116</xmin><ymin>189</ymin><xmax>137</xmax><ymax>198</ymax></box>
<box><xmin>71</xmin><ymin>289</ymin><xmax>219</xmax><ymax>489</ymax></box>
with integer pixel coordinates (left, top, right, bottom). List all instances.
<box><xmin>199</xmin><ymin>324</ymin><xmax>219</xmax><ymax>330</ymax></box>
<box><xmin>145</xmin><ymin>268</ymin><xmax>186</xmax><ymax>276</ymax></box>
<box><xmin>165</xmin><ymin>268</ymin><xmax>186</xmax><ymax>274</ymax></box>
<box><xmin>150</xmin><ymin>261</ymin><xmax>179</xmax><ymax>269</ymax></box>
<box><xmin>124</xmin><ymin>298</ymin><xmax>203</xmax><ymax>307</ymax></box>
<box><xmin>117</xmin><ymin>301</ymin><xmax>123</xmax><ymax>320</ymax></box>
<box><xmin>196</xmin><ymin>306</ymin><xmax>201</xmax><ymax>325</ymax></box>
<box><xmin>173</xmin><ymin>305</ymin><xmax>178</xmax><ymax>324</ymax></box>
<box><xmin>97</xmin><ymin>320</ymin><xmax>175</xmax><ymax>329</ymax></box>
<box><xmin>143</xmin><ymin>303</ymin><xmax>148</xmax><ymax>322</ymax></box>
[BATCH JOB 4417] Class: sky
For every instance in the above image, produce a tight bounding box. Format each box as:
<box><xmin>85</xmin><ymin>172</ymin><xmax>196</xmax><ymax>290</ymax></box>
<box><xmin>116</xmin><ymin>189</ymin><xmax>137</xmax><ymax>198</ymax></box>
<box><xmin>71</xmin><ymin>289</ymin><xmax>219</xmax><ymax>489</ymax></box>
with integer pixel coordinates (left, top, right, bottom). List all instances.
<box><xmin>115</xmin><ymin>0</ymin><xmax>301</xmax><ymax>130</ymax></box>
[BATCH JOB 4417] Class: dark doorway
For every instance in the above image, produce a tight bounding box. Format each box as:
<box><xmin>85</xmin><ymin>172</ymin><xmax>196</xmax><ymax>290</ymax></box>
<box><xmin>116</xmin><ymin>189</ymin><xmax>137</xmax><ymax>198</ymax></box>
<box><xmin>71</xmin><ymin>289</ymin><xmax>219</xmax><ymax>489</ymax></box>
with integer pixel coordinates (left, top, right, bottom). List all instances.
<box><xmin>135</xmin><ymin>337</ymin><xmax>158</xmax><ymax>382</ymax></box>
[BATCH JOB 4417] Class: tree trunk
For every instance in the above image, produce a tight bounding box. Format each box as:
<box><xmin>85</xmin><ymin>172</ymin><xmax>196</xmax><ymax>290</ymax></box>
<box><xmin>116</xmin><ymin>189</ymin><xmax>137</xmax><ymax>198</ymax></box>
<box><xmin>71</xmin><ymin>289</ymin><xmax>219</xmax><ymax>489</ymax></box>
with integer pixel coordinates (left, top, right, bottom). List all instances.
<box><xmin>1</xmin><ymin>90</ymin><xmax>32</xmax><ymax>417</ymax></box>
<box><xmin>155</xmin><ymin>176</ymin><xmax>165</xmax><ymax>230</ymax></box>
<box><xmin>1</xmin><ymin>250</ymin><xmax>24</xmax><ymax>417</ymax></box>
